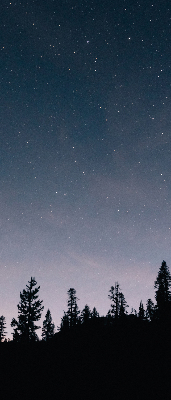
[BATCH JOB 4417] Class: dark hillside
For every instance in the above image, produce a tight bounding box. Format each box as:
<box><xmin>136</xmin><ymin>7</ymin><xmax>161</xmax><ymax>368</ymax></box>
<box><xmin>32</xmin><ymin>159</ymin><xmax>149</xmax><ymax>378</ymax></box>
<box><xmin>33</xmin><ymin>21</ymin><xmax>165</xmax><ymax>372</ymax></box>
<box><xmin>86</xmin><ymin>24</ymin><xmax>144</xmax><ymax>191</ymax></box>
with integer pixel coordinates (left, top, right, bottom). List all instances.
<box><xmin>0</xmin><ymin>322</ymin><xmax>170</xmax><ymax>400</ymax></box>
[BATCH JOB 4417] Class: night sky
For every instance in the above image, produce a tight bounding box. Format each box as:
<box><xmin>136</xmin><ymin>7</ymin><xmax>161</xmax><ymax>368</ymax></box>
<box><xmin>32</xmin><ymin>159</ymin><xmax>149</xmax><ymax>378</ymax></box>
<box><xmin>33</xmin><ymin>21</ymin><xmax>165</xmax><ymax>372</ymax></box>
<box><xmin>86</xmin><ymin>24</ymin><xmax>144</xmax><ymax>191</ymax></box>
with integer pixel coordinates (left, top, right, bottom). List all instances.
<box><xmin>1</xmin><ymin>0</ymin><xmax>171</xmax><ymax>338</ymax></box>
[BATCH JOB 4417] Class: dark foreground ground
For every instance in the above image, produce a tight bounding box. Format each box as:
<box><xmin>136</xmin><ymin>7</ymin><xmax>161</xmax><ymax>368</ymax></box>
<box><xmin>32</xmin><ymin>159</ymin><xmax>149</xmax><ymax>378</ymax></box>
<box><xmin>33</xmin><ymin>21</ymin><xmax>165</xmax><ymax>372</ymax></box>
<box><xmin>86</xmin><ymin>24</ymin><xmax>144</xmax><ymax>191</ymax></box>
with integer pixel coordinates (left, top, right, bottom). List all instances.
<box><xmin>0</xmin><ymin>321</ymin><xmax>170</xmax><ymax>400</ymax></box>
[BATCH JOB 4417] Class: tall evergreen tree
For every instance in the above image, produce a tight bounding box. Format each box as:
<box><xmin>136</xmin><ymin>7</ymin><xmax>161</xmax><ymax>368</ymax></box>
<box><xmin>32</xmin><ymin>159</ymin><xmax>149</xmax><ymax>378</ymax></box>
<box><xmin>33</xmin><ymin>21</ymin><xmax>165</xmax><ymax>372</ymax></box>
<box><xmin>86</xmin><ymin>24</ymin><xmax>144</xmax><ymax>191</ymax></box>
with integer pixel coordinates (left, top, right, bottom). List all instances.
<box><xmin>42</xmin><ymin>309</ymin><xmax>55</xmax><ymax>341</ymax></box>
<box><xmin>67</xmin><ymin>288</ymin><xmax>79</xmax><ymax>328</ymax></box>
<box><xmin>138</xmin><ymin>300</ymin><xmax>145</xmax><ymax>320</ymax></box>
<box><xmin>91</xmin><ymin>307</ymin><xmax>99</xmax><ymax>319</ymax></box>
<box><xmin>108</xmin><ymin>283</ymin><xmax>119</xmax><ymax>318</ymax></box>
<box><xmin>154</xmin><ymin>260</ymin><xmax>171</xmax><ymax>320</ymax></box>
<box><xmin>146</xmin><ymin>299</ymin><xmax>155</xmax><ymax>321</ymax></box>
<box><xmin>60</xmin><ymin>311</ymin><xmax>69</xmax><ymax>331</ymax></box>
<box><xmin>0</xmin><ymin>316</ymin><xmax>6</xmax><ymax>342</ymax></box>
<box><xmin>108</xmin><ymin>283</ymin><xmax>128</xmax><ymax>319</ymax></box>
<box><xmin>119</xmin><ymin>292</ymin><xmax>128</xmax><ymax>318</ymax></box>
<box><xmin>11</xmin><ymin>277</ymin><xmax>44</xmax><ymax>342</ymax></box>
<box><xmin>81</xmin><ymin>304</ymin><xmax>91</xmax><ymax>324</ymax></box>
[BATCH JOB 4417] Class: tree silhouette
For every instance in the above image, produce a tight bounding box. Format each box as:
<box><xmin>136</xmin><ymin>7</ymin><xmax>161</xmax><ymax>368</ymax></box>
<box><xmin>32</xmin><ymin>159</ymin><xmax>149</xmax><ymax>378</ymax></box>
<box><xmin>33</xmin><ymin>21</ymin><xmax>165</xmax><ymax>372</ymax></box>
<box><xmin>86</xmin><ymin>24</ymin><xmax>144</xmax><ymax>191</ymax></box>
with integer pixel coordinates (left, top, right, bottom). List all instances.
<box><xmin>42</xmin><ymin>309</ymin><xmax>55</xmax><ymax>341</ymax></box>
<box><xmin>60</xmin><ymin>311</ymin><xmax>69</xmax><ymax>331</ymax></box>
<box><xmin>81</xmin><ymin>304</ymin><xmax>91</xmax><ymax>324</ymax></box>
<box><xmin>11</xmin><ymin>277</ymin><xmax>44</xmax><ymax>342</ymax></box>
<box><xmin>91</xmin><ymin>307</ymin><xmax>99</xmax><ymax>319</ymax></box>
<box><xmin>138</xmin><ymin>300</ymin><xmax>145</xmax><ymax>320</ymax></box>
<box><xmin>0</xmin><ymin>316</ymin><xmax>6</xmax><ymax>342</ymax></box>
<box><xmin>108</xmin><ymin>283</ymin><xmax>128</xmax><ymax>319</ymax></box>
<box><xmin>119</xmin><ymin>292</ymin><xmax>128</xmax><ymax>318</ymax></box>
<box><xmin>146</xmin><ymin>299</ymin><xmax>155</xmax><ymax>321</ymax></box>
<box><xmin>154</xmin><ymin>260</ymin><xmax>171</xmax><ymax>320</ymax></box>
<box><xmin>67</xmin><ymin>288</ymin><xmax>79</xmax><ymax>328</ymax></box>
<box><xmin>108</xmin><ymin>283</ymin><xmax>120</xmax><ymax>318</ymax></box>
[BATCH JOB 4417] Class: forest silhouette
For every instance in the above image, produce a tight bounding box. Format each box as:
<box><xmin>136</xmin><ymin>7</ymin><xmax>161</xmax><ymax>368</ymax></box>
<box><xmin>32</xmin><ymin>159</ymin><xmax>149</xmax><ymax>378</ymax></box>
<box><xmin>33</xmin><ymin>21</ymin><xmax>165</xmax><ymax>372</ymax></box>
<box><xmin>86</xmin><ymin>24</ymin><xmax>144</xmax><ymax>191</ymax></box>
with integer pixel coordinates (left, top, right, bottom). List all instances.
<box><xmin>0</xmin><ymin>260</ymin><xmax>171</xmax><ymax>399</ymax></box>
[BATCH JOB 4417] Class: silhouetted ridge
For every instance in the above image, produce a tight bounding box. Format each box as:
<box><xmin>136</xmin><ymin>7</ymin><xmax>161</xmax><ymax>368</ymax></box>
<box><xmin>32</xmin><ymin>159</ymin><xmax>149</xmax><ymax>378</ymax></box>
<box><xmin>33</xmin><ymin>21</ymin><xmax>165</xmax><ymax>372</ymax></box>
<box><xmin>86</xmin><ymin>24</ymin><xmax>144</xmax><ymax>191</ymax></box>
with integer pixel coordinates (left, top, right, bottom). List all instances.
<box><xmin>0</xmin><ymin>261</ymin><xmax>171</xmax><ymax>398</ymax></box>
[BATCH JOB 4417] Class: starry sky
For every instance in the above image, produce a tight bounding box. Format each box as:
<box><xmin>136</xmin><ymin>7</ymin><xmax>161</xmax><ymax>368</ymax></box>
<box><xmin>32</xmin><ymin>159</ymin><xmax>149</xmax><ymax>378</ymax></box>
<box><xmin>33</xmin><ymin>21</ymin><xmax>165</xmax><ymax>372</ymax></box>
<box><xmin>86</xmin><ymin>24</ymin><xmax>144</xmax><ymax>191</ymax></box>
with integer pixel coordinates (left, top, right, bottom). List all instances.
<box><xmin>1</xmin><ymin>0</ymin><xmax>171</xmax><ymax>338</ymax></box>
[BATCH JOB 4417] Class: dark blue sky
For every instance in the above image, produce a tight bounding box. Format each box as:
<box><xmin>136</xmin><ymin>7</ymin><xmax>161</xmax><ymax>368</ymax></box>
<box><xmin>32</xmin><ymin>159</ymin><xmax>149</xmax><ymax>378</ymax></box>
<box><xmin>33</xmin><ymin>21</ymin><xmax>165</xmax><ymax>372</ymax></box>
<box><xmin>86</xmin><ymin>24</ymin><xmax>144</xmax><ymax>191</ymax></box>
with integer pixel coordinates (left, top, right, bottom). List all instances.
<box><xmin>1</xmin><ymin>0</ymin><xmax>171</xmax><ymax>338</ymax></box>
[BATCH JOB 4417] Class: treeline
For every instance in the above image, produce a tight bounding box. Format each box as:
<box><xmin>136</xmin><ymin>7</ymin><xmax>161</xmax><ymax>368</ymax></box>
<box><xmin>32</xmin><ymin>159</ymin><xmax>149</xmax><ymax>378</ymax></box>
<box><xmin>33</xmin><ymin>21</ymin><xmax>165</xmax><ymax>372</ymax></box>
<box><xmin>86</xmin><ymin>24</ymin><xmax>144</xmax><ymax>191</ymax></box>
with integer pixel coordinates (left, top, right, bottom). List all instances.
<box><xmin>1</xmin><ymin>260</ymin><xmax>171</xmax><ymax>342</ymax></box>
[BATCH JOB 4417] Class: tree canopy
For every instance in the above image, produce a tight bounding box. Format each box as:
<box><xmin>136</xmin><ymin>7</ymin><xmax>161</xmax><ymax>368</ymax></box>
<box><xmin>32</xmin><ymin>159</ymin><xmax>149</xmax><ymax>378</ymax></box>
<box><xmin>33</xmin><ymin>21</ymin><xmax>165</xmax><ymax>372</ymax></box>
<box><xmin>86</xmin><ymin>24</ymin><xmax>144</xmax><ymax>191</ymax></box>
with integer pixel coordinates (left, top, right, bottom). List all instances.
<box><xmin>42</xmin><ymin>309</ymin><xmax>55</xmax><ymax>341</ymax></box>
<box><xmin>0</xmin><ymin>261</ymin><xmax>170</xmax><ymax>341</ymax></box>
<box><xmin>11</xmin><ymin>277</ymin><xmax>44</xmax><ymax>342</ymax></box>
<box><xmin>154</xmin><ymin>260</ymin><xmax>171</xmax><ymax>320</ymax></box>
<box><xmin>0</xmin><ymin>316</ymin><xmax>6</xmax><ymax>342</ymax></box>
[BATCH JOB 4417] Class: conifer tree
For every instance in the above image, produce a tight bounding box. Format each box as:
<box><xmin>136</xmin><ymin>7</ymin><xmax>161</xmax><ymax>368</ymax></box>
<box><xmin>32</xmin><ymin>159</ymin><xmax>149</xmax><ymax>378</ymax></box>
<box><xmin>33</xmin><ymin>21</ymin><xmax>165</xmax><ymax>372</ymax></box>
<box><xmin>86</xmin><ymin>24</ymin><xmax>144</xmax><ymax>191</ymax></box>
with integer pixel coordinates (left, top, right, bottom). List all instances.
<box><xmin>67</xmin><ymin>288</ymin><xmax>79</xmax><ymax>328</ymax></box>
<box><xmin>91</xmin><ymin>307</ymin><xmax>99</xmax><ymax>319</ymax></box>
<box><xmin>154</xmin><ymin>260</ymin><xmax>171</xmax><ymax>320</ymax></box>
<box><xmin>146</xmin><ymin>299</ymin><xmax>155</xmax><ymax>321</ymax></box>
<box><xmin>0</xmin><ymin>316</ymin><xmax>6</xmax><ymax>342</ymax></box>
<box><xmin>81</xmin><ymin>304</ymin><xmax>91</xmax><ymax>324</ymax></box>
<box><xmin>138</xmin><ymin>300</ymin><xmax>145</xmax><ymax>320</ymax></box>
<box><xmin>60</xmin><ymin>311</ymin><xmax>69</xmax><ymax>331</ymax></box>
<box><xmin>108</xmin><ymin>283</ymin><xmax>119</xmax><ymax>318</ymax></box>
<box><xmin>42</xmin><ymin>309</ymin><xmax>55</xmax><ymax>341</ymax></box>
<box><xmin>11</xmin><ymin>277</ymin><xmax>44</xmax><ymax>342</ymax></box>
<box><xmin>119</xmin><ymin>292</ymin><xmax>128</xmax><ymax>317</ymax></box>
<box><xmin>108</xmin><ymin>283</ymin><xmax>128</xmax><ymax>319</ymax></box>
